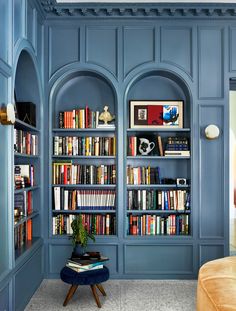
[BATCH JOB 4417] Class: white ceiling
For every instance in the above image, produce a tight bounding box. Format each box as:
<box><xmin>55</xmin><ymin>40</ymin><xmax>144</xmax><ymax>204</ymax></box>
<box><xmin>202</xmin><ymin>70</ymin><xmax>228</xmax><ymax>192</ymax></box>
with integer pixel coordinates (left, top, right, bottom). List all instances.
<box><xmin>56</xmin><ymin>0</ymin><xmax>236</xmax><ymax>3</ymax></box>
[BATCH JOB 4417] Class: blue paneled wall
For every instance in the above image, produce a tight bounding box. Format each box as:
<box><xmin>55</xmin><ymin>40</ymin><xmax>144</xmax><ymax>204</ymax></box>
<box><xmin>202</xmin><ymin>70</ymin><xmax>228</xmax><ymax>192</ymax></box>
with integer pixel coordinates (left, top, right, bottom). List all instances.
<box><xmin>0</xmin><ymin>0</ymin><xmax>44</xmax><ymax>310</ymax></box>
<box><xmin>0</xmin><ymin>1</ymin><xmax>235</xmax><ymax>309</ymax></box>
<box><xmin>43</xmin><ymin>15</ymin><xmax>230</xmax><ymax>279</ymax></box>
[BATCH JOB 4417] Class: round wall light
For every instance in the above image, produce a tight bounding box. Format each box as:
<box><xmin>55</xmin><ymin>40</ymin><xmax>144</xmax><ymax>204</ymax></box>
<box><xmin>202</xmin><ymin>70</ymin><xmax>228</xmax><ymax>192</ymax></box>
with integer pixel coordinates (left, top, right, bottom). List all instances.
<box><xmin>205</xmin><ymin>124</ymin><xmax>220</xmax><ymax>140</ymax></box>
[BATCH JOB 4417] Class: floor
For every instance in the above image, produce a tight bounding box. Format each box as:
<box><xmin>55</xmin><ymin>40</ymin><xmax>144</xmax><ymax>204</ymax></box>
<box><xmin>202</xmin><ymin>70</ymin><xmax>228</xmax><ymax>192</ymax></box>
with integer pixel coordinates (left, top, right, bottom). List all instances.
<box><xmin>25</xmin><ymin>279</ymin><xmax>197</xmax><ymax>311</ymax></box>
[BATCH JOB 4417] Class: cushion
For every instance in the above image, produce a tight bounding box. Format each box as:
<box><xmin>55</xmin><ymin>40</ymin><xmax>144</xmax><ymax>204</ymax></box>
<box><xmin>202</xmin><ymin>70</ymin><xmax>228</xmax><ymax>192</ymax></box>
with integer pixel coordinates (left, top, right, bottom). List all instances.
<box><xmin>60</xmin><ymin>266</ymin><xmax>109</xmax><ymax>286</ymax></box>
<box><xmin>197</xmin><ymin>256</ymin><xmax>236</xmax><ymax>311</ymax></box>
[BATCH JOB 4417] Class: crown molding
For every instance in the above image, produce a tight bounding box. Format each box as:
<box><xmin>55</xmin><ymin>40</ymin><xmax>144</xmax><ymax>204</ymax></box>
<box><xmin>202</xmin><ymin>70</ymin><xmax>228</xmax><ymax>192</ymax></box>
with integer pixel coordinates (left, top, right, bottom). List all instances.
<box><xmin>40</xmin><ymin>1</ymin><xmax>236</xmax><ymax>18</ymax></box>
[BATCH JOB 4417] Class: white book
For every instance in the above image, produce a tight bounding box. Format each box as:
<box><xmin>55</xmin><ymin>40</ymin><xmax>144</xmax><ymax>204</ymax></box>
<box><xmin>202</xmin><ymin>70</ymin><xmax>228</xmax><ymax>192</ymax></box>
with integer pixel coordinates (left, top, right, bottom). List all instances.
<box><xmin>54</xmin><ymin>187</ymin><xmax>61</xmax><ymax>210</ymax></box>
<box><xmin>64</xmin><ymin>190</ymin><xmax>68</xmax><ymax>210</ymax></box>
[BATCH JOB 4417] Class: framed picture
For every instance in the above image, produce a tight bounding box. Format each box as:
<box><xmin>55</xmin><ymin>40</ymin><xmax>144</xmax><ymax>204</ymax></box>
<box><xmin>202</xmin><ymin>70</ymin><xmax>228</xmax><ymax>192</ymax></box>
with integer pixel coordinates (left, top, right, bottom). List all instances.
<box><xmin>129</xmin><ymin>100</ymin><xmax>183</xmax><ymax>129</ymax></box>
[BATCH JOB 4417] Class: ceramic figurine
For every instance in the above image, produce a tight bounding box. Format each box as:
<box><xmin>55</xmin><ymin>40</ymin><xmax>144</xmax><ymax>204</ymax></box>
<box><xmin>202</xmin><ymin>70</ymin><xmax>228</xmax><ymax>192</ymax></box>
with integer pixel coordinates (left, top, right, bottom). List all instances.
<box><xmin>99</xmin><ymin>106</ymin><xmax>115</xmax><ymax>125</ymax></box>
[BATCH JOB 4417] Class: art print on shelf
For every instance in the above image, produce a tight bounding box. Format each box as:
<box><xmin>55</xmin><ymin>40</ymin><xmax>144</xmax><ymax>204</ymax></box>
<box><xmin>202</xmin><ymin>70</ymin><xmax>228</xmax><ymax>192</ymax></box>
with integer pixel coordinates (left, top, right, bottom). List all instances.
<box><xmin>129</xmin><ymin>100</ymin><xmax>183</xmax><ymax>129</ymax></box>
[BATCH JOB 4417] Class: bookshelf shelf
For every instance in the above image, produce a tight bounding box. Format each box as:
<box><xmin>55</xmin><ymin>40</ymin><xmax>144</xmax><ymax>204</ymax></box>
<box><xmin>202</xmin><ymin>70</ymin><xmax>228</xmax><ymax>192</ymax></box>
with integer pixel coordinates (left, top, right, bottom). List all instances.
<box><xmin>14</xmin><ymin>211</ymin><xmax>40</xmax><ymax>228</ymax></box>
<box><xmin>15</xmin><ymin>237</ymin><xmax>42</xmax><ymax>262</ymax></box>
<box><xmin>14</xmin><ymin>153</ymin><xmax>39</xmax><ymax>159</ymax></box>
<box><xmin>15</xmin><ymin>118</ymin><xmax>39</xmax><ymax>132</ymax></box>
<box><xmin>51</xmin><ymin>184</ymin><xmax>116</xmax><ymax>189</ymax></box>
<box><xmin>52</xmin><ymin>128</ymin><xmax>115</xmax><ymax>133</ymax></box>
<box><xmin>52</xmin><ymin>155</ymin><xmax>116</xmax><ymax>160</ymax></box>
<box><xmin>127</xmin><ymin>128</ymin><xmax>191</xmax><ymax>133</ymax></box>
<box><xmin>50</xmin><ymin>71</ymin><xmax>117</xmax><ymax>238</ymax></box>
<box><xmin>126</xmin><ymin>184</ymin><xmax>190</xmax><ymax>189</ymax></box>
<box><xmin>14</xmin><ymin>186</ymin><xmax>39</xmax><ymax>194</ymax></box>
<box><xmin>127</xmin><ymin>156</ymin><xmax>191</xmax><ymax>160</ymax></box>
<box><xmin>126</xmin><ymin>210</ymin><xmax>191</xmax><ymax>214</ymax></box>
<box><xmin>52</xmin><ymin>210</ymin><xmax>116</xmax><ymax>214</ymax></box>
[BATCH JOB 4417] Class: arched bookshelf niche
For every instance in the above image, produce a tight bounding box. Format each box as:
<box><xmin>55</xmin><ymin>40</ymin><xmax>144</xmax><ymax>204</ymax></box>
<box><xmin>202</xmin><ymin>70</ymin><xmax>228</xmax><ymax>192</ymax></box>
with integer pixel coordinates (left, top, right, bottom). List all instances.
<box><xmin>14</xmin><ymin>50</ymin><xmax>42</xmax><ymax>260</ymax></box>
<box><xmin>125</xmin><ymin>70</ymin><xmax>192</xmax><ymax>238</ymax></box>
<box><xmin>50</xmin><ymin>70</ymin><xmax>118</xmax><ymax>239</ymax></box>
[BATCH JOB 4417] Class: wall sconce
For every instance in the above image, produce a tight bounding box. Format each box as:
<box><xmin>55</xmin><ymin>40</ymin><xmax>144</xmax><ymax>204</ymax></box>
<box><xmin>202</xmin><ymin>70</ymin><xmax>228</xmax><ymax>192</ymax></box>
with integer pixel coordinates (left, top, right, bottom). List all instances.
<box><xmin>0</xmin><ymin>104</ymin><xmax>15</xmax><ymax>125</ymax></box>
<box><xmin>205</xmin><ymin>124</ymin><xmax>220</xmax><ymax>140</ymax></box>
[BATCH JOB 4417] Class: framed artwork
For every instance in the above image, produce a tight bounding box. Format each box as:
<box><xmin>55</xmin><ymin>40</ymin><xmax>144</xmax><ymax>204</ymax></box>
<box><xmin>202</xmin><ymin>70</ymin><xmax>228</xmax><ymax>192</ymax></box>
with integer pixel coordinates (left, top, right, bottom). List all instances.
<box><xmin>129</xmin><ymin>100</ymin><xmax>183</xmax><ymax>129</ymax></box>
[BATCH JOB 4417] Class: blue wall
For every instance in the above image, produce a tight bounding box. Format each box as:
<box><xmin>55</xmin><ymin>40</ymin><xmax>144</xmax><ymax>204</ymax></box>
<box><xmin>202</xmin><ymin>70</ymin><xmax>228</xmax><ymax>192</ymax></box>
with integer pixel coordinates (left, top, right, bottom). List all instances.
<box><xmin>0</xmin><ymin>0</ymin><xmax>44</xmax><ymax>310</ymax></box>
<box><xmin>0</xmin><ymin>1</ymin><xmax>235</xmax><ymax>309</ymax></box>
<box><xmin>43</xmin><ymin>12</ymin><xmax>231</xmax><ymax>279</ymax></box>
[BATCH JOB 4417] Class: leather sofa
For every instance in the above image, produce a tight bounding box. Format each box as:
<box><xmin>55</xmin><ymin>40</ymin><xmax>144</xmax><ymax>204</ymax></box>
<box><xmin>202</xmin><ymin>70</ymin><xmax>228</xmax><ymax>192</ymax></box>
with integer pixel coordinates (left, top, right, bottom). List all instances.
<box><xmin>197</xmin><ymin>256</ymin><xmax>236</xmax><ymax>310</ymax></box>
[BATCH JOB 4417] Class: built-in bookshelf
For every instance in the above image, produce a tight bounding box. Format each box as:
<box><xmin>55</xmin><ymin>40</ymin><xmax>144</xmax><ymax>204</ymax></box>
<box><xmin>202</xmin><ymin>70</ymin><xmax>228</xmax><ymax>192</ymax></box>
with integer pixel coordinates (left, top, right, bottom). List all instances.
<box><xmin>126</xmin><ymin>101</ymin><xmax>191</xmax><ymax>237</ymax></box>
<box><xmin>50</xmin><ymin>77</ymin><xmax>117</xmax><ymax>238</ymax></box>
<box><xmin>14</xmin><ymin>118</ymin><xmax>41</xmax><ymax>259</ymax></box>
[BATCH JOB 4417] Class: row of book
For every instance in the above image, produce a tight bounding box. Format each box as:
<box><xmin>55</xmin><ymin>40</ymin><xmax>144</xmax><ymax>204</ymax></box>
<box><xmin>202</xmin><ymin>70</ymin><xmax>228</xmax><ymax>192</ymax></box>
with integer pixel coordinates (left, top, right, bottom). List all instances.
<box><xmin>52</xmin><ymin>214</ymin><xmax>116</xmax><ymax>235</ymax></box>
<box><xmin>59</xmin><ymin>107</ymin><xmax>100</xmax><ymax>129</ymax></box>
<box><xmin>14</xmin><ymin>129</ymin><xmax>38</xmax><ymax>155</ymax></box>
<box><xmin>53</xmin><ymin>136</ymin><xmax>116</xmax><ymax>156</ymax></box>
<box><xmin>14</xmin><ymin>220</ymin><xmax>32</xmax><ymax>249</ymax></box>
<box><xmin>15</xmin><ymin>165</ymin><xmax>35</xmax><ymax>189</ymax></box>
<box><xmin>127</xmin><ymin>165</ymin><xmax>160</xmax><ymax>185</ymax></box>
<box><xmin>127</xmin><ymin>214</ymin><xmax>189</xmax><ymax>235</ymax></box>
<box><xmin>165</xmin><ymin>136</ymin><xmax>190</xmax><ymax>156</ymax></box>
<box><xmin>52</xmin><ymin>162</ymin><xmax>116</xmax><ymax>185</ymax></box>
<box><xmin>14</xmin><ymin>191</ymin><xmax>33</xmax><ymax>222</ymax></box>
<box><xmin>53</xmin><ymin>188</ymin><xmax>116</xmax><ymax>210</ymax></box>
<box><xmin>127</xmin><ymin>190</ymin><xmax>190</xmax><ymax>211</ymax></box>
<box><xmin>127</xmin><ymin>136</ymin><xmax>190</xmax><ymax>156</ymax></box>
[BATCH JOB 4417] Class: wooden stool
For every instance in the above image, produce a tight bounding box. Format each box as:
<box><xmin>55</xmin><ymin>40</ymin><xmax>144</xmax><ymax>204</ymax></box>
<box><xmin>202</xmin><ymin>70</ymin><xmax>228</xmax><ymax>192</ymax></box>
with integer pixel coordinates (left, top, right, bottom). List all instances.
<box><xmin>60</xmin><ymin>266</ymin><xmax>109</xmax><ymax>308</ymax></box>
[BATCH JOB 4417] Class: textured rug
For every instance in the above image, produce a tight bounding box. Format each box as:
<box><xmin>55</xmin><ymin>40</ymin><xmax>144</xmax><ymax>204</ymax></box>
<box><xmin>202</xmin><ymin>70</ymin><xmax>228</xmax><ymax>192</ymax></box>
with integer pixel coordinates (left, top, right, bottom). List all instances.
<box><xmin>25</xmin><ymin>279</ymin><xmax>197</xmax><ymax>311</ymax></box>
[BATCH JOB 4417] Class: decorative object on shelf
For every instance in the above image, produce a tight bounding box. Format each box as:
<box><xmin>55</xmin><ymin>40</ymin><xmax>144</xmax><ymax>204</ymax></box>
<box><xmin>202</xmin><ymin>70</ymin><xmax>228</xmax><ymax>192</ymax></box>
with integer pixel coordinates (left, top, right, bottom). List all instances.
<box><xmin>15</xmin><ymin>102</ymin><xmax>36</xmax><ymax>127</ymax></box>
<box><xmin>71</xmin><ymin>214</ymin><xmax>95</xmax><ymax>256</ymax></box>
<box><xmin>138</xmin><ymin>138</ymin><xmax>155</xmax><ymax>155</ymax></box>
<box><xmin>205</xmin><ymin>124</ymin><xmax>220</xmax><ymax>140</ymax></box>
<box><xmin>97</xmin><ymin>105</ymin><xmax>115</xmax><ymax>127</ymax></box>
<box><xmin>176</xmin><ymin>178</ymin><xmax>187</xmax><ymax>186</ymax></box>
<box><xmin>0</xmin><ymin>103</ymin><xmax>15</xmax><ymax>125</ymax></box>
<box><xmin>129</xmin><ymin>100</ymin><xmax>183</xmax><ymax>129</ymax></box>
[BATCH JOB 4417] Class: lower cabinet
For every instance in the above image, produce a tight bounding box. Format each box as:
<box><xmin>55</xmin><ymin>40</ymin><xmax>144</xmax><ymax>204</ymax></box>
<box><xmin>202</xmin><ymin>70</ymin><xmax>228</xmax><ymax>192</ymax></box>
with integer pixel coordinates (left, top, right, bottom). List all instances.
<box><xmin>15</xmin><ymin>247</ymin><xmax>43</xmax><ymax>311</ymax></box>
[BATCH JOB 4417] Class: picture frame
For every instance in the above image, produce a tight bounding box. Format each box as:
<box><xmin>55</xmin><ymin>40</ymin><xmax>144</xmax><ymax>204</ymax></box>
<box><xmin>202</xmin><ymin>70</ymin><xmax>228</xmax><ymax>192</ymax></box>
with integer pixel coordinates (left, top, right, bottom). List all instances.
<box><xmin>129</xmin><ymin>100</ymin><xmax>183</xmax><ymax>129</ymax></box>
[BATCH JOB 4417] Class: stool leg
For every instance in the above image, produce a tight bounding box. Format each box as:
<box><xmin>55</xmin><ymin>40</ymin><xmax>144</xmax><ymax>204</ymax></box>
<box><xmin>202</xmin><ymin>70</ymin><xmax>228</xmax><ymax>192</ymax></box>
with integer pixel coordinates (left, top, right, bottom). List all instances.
<box><xmin>96</xmin><ymin>284</ymin><xmax>107</xmax><ymax>296</ymax></box>
<box><xmin>63</xmin><ymin>284</ymin><xmax>78</xmax><ymax>307</ymax></box>
<box><xmin>90</xmin><ymin>285</ymin><xmax>101</xmax><ymax>308</ymax></box>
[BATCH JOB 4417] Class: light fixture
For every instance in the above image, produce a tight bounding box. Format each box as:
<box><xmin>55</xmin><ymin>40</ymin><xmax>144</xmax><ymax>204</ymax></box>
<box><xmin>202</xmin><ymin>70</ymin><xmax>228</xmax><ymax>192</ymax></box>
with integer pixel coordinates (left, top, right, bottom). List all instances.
<box><xmin>0</xmin><ymin>103</ymin><xmax>16</xmax><ymax>125</ymax></box>
<box><xmin>205</xmin><ymin>124</ymin><xmax>220</xmax><ymax>140</ymax></box>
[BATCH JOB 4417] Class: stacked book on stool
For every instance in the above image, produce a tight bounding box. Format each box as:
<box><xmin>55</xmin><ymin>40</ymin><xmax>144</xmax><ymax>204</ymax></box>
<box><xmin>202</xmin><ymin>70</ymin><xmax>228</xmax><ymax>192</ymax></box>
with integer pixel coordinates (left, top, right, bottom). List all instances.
<box><xmin>66</xmin><ymin>252</ymin><xmax>109</xmax><ymax>273</ymax></box>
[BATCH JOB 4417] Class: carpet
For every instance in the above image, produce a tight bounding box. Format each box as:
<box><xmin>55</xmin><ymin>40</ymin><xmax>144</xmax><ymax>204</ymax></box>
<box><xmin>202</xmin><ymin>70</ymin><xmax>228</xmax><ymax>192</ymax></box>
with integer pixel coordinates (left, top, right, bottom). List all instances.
<box><xmin>25</xmin><ymin>279</ymin><xmax>197</xmax><ymax>311</ymax></box>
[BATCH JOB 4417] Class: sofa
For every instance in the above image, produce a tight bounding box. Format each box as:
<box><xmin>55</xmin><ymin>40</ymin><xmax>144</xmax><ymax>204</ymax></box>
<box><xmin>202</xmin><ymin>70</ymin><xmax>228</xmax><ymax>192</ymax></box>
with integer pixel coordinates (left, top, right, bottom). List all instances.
<box><xmin>197</xmin><ymin>256</ymin><xmax>236</xmax><ymax>310</ymax></box>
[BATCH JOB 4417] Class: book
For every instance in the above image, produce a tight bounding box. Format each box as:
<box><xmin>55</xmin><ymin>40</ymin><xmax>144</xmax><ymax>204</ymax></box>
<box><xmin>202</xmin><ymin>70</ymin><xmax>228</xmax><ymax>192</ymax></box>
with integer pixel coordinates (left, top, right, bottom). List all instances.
<box><xmin>66</xmin><ymin>264</ymin><xmax>104</xmax><ymax>273</ymax></box>
<box><xmin>164</xmin><ymin>150</ymin><xmax>190</xmax><ymax>156</ymax></box>
<box><xmin>157</xmin><ymin>135</ymin><xmax>164</xmax><ymax>156</ymax></box>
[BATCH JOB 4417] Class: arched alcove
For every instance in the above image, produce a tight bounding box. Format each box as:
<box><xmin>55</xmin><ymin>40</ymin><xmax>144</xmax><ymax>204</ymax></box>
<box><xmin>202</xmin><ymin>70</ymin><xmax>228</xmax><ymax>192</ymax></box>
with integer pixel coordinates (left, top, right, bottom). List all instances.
<box><xmin>52</xmin><ymin>71</ymin><xmax>117</xmax><ymax>128</ymax></box>
<box><xmin>14</xmin><ymin>50</ymin><xmax>41</xmax><ymax>127</ymax></box>
<box><xmin>126</xmin><ymin>70</ymin><xmax>191</xmax><ymax>128</ymax></box>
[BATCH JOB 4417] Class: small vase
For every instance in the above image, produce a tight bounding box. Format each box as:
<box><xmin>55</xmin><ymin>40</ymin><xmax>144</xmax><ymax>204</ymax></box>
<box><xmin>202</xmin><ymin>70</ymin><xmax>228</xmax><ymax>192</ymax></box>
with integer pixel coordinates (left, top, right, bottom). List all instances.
<box><xmin>72</xmin><ymin>244</ymin><xmax>86</xmax><ymax>258</ymax></box>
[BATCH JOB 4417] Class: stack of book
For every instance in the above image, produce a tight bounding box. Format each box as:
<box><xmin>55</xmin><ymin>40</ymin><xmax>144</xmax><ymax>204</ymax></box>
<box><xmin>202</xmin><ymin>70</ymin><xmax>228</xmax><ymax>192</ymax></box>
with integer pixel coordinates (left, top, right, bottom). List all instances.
<box><xmin>127</xmin><ymin>165</ymin><xmax>160</xmax><ymax>184</ymax></box>
<box><xmin>59</xmin><ymin>107</ymin><xmax>98</xmax><ymax>129</ymax></box>
<box><xmin>66</xmin><ymin>255</ymin><xmax>108</xmax><ymax>273</ymax></box>
<box><xmin>14</xmin><ymin>165</ymin><xmax>34</xmax><ymax>188</ymax></box>
<box><xmin>164</xmin><ymin>136</ymin><xmax>190</xmax><ymax>156</ymax></box>
<box><xmin>14</xmin><ymin>129</ymin><xmax>38</xmax><ymax>155</ymax></box>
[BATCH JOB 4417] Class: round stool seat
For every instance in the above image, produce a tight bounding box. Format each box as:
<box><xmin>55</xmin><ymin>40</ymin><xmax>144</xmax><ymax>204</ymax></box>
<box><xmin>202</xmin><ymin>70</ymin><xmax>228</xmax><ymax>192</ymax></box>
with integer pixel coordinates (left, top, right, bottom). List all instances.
<box><xmin>60</xmin><ymin>266</ymin><xmax>109</xmax><ymax>286</ymax></box>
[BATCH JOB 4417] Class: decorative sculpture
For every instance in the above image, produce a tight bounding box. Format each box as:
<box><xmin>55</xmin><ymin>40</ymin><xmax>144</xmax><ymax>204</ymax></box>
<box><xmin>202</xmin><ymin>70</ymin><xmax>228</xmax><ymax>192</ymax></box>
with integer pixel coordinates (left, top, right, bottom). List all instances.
<box><xmin>98</xmin><ymin>106</ymin><xmax>115</xmax><ymax>125</ymax></box>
